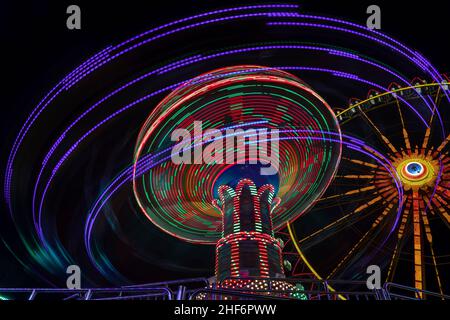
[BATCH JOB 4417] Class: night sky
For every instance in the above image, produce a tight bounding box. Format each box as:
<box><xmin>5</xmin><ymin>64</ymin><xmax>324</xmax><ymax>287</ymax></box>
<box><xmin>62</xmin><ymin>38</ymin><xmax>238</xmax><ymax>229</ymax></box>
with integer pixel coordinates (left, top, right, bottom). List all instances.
<box><xmin>1</xmin><ymin>0</ymin><xmax>449</xmax><ymax>289</ymax></box>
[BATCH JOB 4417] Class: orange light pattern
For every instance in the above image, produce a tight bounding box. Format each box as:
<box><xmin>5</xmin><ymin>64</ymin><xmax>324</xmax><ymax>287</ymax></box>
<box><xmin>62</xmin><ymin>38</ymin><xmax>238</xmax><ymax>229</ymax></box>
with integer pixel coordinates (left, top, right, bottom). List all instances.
<box><xmin>340</xmin><ymin>104</ymin><xmax>449</xmax><ymax>296</ymax></box>
<box><xmin>293</xmin><ymin>83</ymin><xmax>449</xmax><ymax>297</ymax></box>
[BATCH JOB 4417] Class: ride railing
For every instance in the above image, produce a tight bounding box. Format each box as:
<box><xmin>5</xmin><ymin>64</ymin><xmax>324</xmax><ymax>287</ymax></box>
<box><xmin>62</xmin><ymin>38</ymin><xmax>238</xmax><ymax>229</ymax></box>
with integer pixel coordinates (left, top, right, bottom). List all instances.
<box><xmin>122</xmin><ymin>277</ymin><xmax>210</xmax><ymax>300</ymax></box>
<box><xmin>0</xmin><ymin>287</ymin><xmax>173</xmax><ymax>301</ymax></box>
<box><xmin>383</xmin><ymin>282</ymin><xmax>450</xmax><ymax>301</ymax></box>
<box><xmin>188</xmin><ymin>277</ymin><xmax>383</xmax><ymax>301</ymax></box>
<box><xmin>1</xmin><ymin>277</ymin><xmax>448</xmax><ymax>300</ymax></box>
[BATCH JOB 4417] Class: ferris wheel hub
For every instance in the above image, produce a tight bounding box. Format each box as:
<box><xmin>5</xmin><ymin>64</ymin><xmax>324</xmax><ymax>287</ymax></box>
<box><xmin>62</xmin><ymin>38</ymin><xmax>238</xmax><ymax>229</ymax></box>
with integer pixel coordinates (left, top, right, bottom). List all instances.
<box><xmin>394</xmin><ymin>156</ymin><xmax>438</xmax><ymax>191</ymax></box>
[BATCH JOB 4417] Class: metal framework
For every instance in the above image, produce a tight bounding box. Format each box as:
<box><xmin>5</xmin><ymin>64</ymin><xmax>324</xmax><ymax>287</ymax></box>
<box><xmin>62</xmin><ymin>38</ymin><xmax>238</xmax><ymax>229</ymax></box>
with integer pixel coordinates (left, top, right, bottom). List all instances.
<box><xmin>1</xmin><ymin>278</ymin><xmax>448</xmax><ymax>301</ymax></box>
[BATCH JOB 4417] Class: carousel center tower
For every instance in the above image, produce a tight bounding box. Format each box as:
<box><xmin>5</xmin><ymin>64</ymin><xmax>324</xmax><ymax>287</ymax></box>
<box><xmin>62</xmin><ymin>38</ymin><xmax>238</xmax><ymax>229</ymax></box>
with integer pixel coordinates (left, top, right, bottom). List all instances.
<box><xmin>214</xmin><ymin>179</ymin><xmax>284</xmax><ymax>282</ymax></box>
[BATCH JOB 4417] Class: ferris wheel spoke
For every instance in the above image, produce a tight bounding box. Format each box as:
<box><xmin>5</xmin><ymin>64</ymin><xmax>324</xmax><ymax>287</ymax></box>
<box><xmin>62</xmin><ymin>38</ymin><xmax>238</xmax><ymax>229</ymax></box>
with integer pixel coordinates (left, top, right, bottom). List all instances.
<box><xmin>334</xmin><ymin>174</ymin><xmax>375</xmax><ymax>179</ymax></box>
<box><xmin>436</xmin><ymin>185</ymin><xmax>450</xmax><ymax>202</ymax></box>
<box><xmin>430</xmin><ymin>194</ymin><xmax>450</xmax><ymax>226</ymax></box>
<box><xmin>428</xmin><ymin>246</ymin><xmax>445</xmax><ymax>299</ymax></box>
<box><xmin>432</xmin><ymin>133</ymin><xmax>450</xmax><ymax>156</ymax></box>
<box><xmin>421</xmin><ymin>127</ymin><xmax>432</xmax><ymax>154</ymax></box>
<box><xmin>359</xmin><ymin>108</ymin><xmax>399</xmax><ymax>155</ymax></box>
<box><xmin>412</xmin><ymin>191</ymin><xmax>424</xmax><ymax>297</ymax></box>
<box><xmin>352</xmin><ymin>194</ymin><xmax>385</xmax><ymax>214</ymax></box>
<box><xmin>314</xmin><ymin>195</ymin><xmax>377</xmax><ymax>210</ymax></box>
<box><xmin>327</xmin><ymin>200</ymin><xmax>395</xmax><ymax>279</ymax></box>
<box><xmin>376</xmin><ymin>184</ymin><xmax>398</xmax><ymax>197</ymax></box>
<box><xmin>432</xmin><ymin>193</ymin><xmax>450</xmax><ymax>211</ymax></box>
<box><xmin>386</xmin><ymin>200</ymin><xmax>411</xmax><ymax>282</ymax></box>
<box><xmin>342</xmin><ymin>157</ymin><xmax>378</xmax><ymax>169</ymax></box>
<box><xmin>318</xmin><ymin>185</ymin><xmax>376</xmax><ymax>202</ymax></box>
<box><xmin>327</xmin><ymin>229</ymin><xmax>372</xmax><ymax>279</ymax></box>
<box><xmin>394</xmin><ymin>98</ymin><xmax>412</xmax><ymax>154</ymax></box>
<box><xmin>429</xmin><ymin>86</ymin><xmax>442</xmax><ymax>124</ymax></box>
<box><xmin>423</xmin><ymin>194</ymin><xmax>450</xmax><ymax>231</ymax></box>
<box><xmin>420</xmin><ymin>205</ymin><xmax>445</xmax><ymax>298</ymax></box>
<box><xmin>308</xmin><ymin>189</ymin><xmax>397</xmax><ymax>246</ymax></box>
<box><xmin>420</xmin><ymin>90</ymin><xmax>442</xmax><ymax>154</ymax></box>
<box><xmin>299</xmin><ymin>207</ymin><xmax>371</xmax><ymax>245</ymax></box>
<box><xmin>386</xmin><ymin>243</ymin><xmax>401</xmax><ymax>283</ymax></box>
<box><xmin>371</xmin><ymin>196</ymin><xmax>396</xmax><ymax>223</ymax></box>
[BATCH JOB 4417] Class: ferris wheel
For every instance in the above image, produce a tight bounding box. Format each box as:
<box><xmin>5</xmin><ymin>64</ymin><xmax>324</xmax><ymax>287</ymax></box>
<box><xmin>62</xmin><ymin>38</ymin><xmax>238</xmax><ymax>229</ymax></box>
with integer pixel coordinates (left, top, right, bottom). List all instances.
<box><xmin>287</xmin><ymin>78</ymin><xmax>450</xmax><ymax>297</ymax></box>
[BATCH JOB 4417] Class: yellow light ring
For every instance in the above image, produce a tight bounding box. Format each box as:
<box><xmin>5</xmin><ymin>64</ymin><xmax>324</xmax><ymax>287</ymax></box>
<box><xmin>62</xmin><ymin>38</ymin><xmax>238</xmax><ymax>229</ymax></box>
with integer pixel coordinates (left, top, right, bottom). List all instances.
<box><xmin>337</xmin><ymin>82</ymin><xmax>449</xmax><ymax>117</ymax></box>
<box><xmin>394</xmin><ymin>157</ymin><xmax>438</xmax><ymax>189</ymax></box>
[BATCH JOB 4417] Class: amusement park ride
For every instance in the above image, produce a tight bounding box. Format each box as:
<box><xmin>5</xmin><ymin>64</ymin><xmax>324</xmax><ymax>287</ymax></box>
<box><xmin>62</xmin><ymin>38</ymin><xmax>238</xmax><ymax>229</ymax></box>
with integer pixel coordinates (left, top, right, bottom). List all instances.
<box><xmin>131</xmin><ymin>65</ymin><xmax>341</xmax><ymax>299</ymax></box>
<box><xmin>1</xmin><ymin>3</ymin><xmax>449</xmax><ymax>301</ymax></box>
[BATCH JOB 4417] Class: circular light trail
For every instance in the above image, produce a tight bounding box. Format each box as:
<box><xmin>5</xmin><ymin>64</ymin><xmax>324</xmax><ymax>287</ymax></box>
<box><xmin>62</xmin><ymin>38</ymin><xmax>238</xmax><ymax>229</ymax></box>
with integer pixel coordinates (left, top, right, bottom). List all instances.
<box><xmin>1</xmin><ymin>4</ymin><xmax>447</xmax><ymax>292</ymax></box>
<box><xmin>132</xmin><ymin>65</ymin><xmax>342</xmax><ymax>243</ymax></box>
